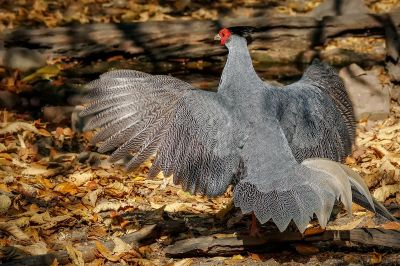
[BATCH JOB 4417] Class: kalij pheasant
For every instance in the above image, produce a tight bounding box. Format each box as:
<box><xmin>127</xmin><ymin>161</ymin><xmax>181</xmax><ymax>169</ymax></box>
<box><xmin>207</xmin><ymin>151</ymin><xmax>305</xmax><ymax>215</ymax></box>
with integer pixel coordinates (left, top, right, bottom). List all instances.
<box><xmin>80</xmin><ymin>27</ymin><xmax>394</xmax><ymax>232</ymax></box>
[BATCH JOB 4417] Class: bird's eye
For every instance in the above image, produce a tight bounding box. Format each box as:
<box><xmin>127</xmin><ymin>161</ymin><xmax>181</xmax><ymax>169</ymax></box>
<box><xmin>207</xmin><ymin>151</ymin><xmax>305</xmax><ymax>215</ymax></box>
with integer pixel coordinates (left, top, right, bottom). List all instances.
<box><xmin>221</xmin><ymin>32</ymin><xmax>225</xmax><ymax>37</ymax></box>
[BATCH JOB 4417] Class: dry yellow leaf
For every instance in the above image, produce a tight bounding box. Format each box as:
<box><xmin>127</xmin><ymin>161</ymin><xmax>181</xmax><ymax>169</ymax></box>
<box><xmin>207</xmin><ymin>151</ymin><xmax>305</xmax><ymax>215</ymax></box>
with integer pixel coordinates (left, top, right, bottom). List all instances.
<box><xmin>63</xmin><ymin>127</ymin><xmax>73</xmax><ymax>136</ymax></box>
<box><xmin>33</xmin><ymin>176</ymin><xmax>54</xmax><ymax>189</ymax></box>
<box><xmin>373</xmin><ymin>184</ymin><xmax>400</xmax><ymax>202</ymax></box>
<box><xmin>0</xmin><ymin>222</ymin><xmax>30</xmax><ymax>241</ymax></box>
<box><xmin>95</xmin><ymin>241</ymin><xmax>121</xmax><ymax>262</ymax></box>
<box><xmin>68</xmin><ymin>171</ymin><xmax>93</xmax><ymax>186</ymax></box>
<box><xmin>0</xmin><ymin>143</ymin><xmax>6</xmax><ymax>152</ymax></box>
<box><xmin>111</xmin><ymin>237</ymin><xmax>132</xmax><ymax>256</ymax></box>
<box><xmin>0</xmin><ymin>153</ymin><xmax>13</xmax><ymax>160</ymax></box>
<box><xmin>0</xmin><ymin>158</ymin><xmax>12</xmax><ymax>166</ymax></box>
<box><xmin>21</xmin><ymin>166</ymin><xmax>58</xmax><ymax>178</ymax></box>
<box><xmin>22</xmin><ymin>65</ymin><xmax>61</xmax><ymax>83</ymax></box>
<box><xmin>66</xmin><ymin>244</ymin><xmax>84</xmax><ymax>266</ymax></box>
<box><xmin>231</xmin><ymin>254</ymin><xmax>244</xmax><ymax>260</ymax></box>
<box><xmin>93</xmin><ymin>201</ymin><xmax>122</xmax><ymax>213</ymax></box>
<box><xmin>0</xmin><ymin>122</ymin><xmax>39</xmax><ymax>135</ymax></box>
<box><xmin>106</xmin><ymin>181</ymin><xmax>130</xmax><ymax>197</ymax></box>
<box><xmin>14</xmin><ymin>241</ymin><xmax>48</xmax><ymax>256</ymax></box>
<box><xmin>82</xmin><ymin>188</ymin><xmax>102</xmax><ymax>207</ymax></box>
<box><xmin>369</xmin><ymin>252</ymin><xmax>382</xmax><ymax>265</ymax></box>
<box><xmin>54</xmin><ymin>182</ymin><xmax>79</xmax><ymax>195</ymax></box>
<box><xmin>0</xmin><ymin>183</ymin><xmax>11</xmax><ymax>193</ymax></box>
<box><xmin>0</xmin><ymin>194</ymin><xmax>11</xmax><ymax>214</ymax></box>
<box><xmin>170</xmin><ymin>258</ymin><xmax>193</xmax><ymax>266</ymax></box>
<box><xmin>38</xmin><ymin>128</ymin><xmax>51</xmax><ymax>137</ymax></box>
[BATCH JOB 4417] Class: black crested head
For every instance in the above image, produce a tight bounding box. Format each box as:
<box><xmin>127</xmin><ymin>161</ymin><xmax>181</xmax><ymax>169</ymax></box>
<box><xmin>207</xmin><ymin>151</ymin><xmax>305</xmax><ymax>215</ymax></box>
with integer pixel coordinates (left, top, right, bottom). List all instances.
<box><xmin>227</xmin><ymin>26</ymin><xmax>256</xmax><ymax>39</ymax></box>
<box><xmin>227</xmin><ymin>26</ymin><xmax>256</xmax><ymax>44</ymax></box>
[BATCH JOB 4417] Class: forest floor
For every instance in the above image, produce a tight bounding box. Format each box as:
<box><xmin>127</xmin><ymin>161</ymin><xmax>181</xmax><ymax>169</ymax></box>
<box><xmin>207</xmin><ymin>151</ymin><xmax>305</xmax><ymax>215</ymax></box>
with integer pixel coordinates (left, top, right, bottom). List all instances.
<box><xmin>1</xmin><ymin>0</ymin><xmax>400</xmax><ymax>265</ymax></box>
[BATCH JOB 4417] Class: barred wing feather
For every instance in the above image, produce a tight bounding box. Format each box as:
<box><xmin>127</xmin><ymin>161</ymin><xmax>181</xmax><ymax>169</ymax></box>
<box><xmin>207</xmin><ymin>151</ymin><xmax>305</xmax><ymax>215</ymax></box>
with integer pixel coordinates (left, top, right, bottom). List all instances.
<box><xmin>80</xmin><ymin>70</ymin><xmax>244</xmax><ymax>196</ymax></box>
<box><xmin>274</xmin><ymin>60</ymin><xmax>355</xmax><ymax>163</ymax></box>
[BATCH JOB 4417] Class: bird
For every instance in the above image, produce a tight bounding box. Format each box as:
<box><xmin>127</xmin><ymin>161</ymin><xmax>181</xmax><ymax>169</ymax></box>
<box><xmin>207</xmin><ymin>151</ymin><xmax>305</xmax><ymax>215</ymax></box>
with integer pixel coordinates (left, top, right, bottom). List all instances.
<box><xmin>80</xmin><ymin>26</ymin><xmax>394</xmax><ymax>233</ymax></box>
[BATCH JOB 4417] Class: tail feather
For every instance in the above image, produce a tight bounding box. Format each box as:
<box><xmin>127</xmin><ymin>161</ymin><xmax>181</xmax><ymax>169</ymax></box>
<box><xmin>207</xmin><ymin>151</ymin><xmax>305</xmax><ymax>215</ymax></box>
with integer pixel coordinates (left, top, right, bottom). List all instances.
<box><xmin>301</xmin><ymin>159</ymin><xmax>355</xmax><ymax>214</ymax></box>
<box><xmin>234</xmin><ymin>158</ymin><xmax>381</xmax><ymax>232</ymax></box>
<box><xmin>340</xmin><ymin>164</ymin><xmax>396</xmax><ymax>221</ymax></box>
<box><xmin>339</xmin><ymin>164</ymin><xmax>375</xmax><ymax>211</ymax></box>
<box><xmin>352</xmin><ymin>189</ymin><xmax>397</xmax><ymax>221</ymax></box>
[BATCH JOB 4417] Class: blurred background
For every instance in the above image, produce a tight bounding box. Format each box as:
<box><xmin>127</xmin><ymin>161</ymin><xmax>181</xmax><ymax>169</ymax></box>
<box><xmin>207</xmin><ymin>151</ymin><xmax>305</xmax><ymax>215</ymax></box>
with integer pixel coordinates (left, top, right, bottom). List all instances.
<box><xmin>0</xmin><ymin>0</ymin><xmax>399</xmax><ymax>113</ymax></box>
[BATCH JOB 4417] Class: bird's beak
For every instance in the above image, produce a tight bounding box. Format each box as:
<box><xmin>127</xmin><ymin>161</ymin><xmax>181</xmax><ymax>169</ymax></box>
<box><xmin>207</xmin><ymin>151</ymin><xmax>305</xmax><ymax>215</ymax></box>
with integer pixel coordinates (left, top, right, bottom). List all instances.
<box><xmin>214</xmin><ymin>34</ymin><xmax>221</xmax><ymax>41</ymax></box>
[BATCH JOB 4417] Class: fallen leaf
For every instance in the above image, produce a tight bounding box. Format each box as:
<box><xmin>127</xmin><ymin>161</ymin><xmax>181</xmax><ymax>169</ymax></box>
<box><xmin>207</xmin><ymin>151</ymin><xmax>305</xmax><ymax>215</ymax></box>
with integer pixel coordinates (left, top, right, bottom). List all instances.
<box><xmin>171</xmin><ymin>258</ymin><xmax>193</xmax><ymax>266</ymax></box>
<box><xmin>93</xmin><ymin>201</ymin><xmax>122</xmax><ymax>213</ymax></box>
<box><xmin>82</xmin><ymin>188</ymin><xmax>102</xmax><ymax>207</ymax></box>
<box><xmin>294</xmin><ymin>243</ymin><xmax>319</xmax><ymax>255</ymax></box>
<box><xmin>231</xmin><ymin>254</ymin><xmax>244</xmax><ymax>260</ymax></box>
<box><xmin>0</xmin><ymin>222</ymin><xmax>30</xmax><ymax>241</ymax></box>
<box><xmin>0</xmin><ymin>153</ymin><xmax>13</xmax><ymax>160</ymax></box>
<box><xmin>249</xmin><ymin>253</ymin><xmax>262</xmax><ymax>261</ymax></box>
<box><xmin>14</xmin><ymin>241</ymin><xmax>48</xmax><ymax>255</ymax></box>
<box><xmin>95</xmin><ymin>241</ymin><xmax>121</xmax><ymax>262</ymax></box>
<box><xmin>0</xmin><ymin>122</ymin><xmax>39</xmax><ymax>135</ymax></box>
<box><xmin>30</xmin><ymin>211</ymin><xmax>51</xmax><ymax>225</ymax></box>
<box><xmin>33</xmin><ymin>176</ymin><xmax>54</xmax><ymax>189</ymax></box>
<box><xmin>66</xmin><ymin>244</ymin><xmax>84</xmax><ymax>266</ymax></box>
<box><xmin>0</xmin><ymin>143</ymin><xmax>6</xmax><ymax>152</ymax></box>
<box><xmin>88</xmin><ymin>226</ymin><xmax>108</xmax><ymax>238</ymax></box>
<box><xmin>381</xmin><ymin>221</ymin><xmax>400</xmax><ymax>230</ymax></box>
<box><xmin>38</xmin><ymin>128</ymin><xmax>51</xmax><ymax>137</ymax></box>
<box><xmin>0</xmin><ymin>194</ymin><xmax>12</xmax><ymax>214</ymax></box>
<box><xmin>373</xmin><ymin>184</ymin><xmax>400</xmax><ymax>202</ymax></box>
<box><xmin>63</xmin><ymin>127</ymin><xmax>73</xmax><ymax>136</ymax></box>
<box><xmin>50</xmin><ymin>258</ymin><xmax>59</xmax><ymax>266</ymax></box>
<box><xmin>54</xmin><ymin>182</ymin><xmax>79</xmax><ymax>195</ymax></box>
<box><xmin>112</xmin><ymin>237</ymin><xmax>132</xmax><ymax>256</ymax></box>
<box><xmin>22</xmin><ymin>65</ymin><xmax>61</xmax><ymax>83</ymax></box>
<box><xmin>344</xmin><ymin>254</ymin><xmax>362</xmax><ymax>264</ymax></box>
<box><xmin>21</xmin><ymin>166</ymin><xmax>58</xmax><ymax>177</ymax></box>
<box><xmin>0</xmin><ymin>158</ymin><xmax>12</xmax><ymax>166</ymax></box>
<box><xmin>86</xmin><ymin>259</ymin><xmax>104</xmax><ymax>266</ymax></box>
<box><xmin>303</xmin><ymin>226</ymin><xmax>325</xmax><ymax>236</ymax></box>
<box><xmin>105</xmin><ymin>181</ymin><xmax>130</xmax><ymax>197</ymax></box>
<box><xmin>69</xmin><ymin>171</ymin><xmax>93</xmax><ymax>186</ymax></box>
<box><xmin>369</xmin><ymin>252</ymin><xmax>382</xmax><ymax>265</ymax></box>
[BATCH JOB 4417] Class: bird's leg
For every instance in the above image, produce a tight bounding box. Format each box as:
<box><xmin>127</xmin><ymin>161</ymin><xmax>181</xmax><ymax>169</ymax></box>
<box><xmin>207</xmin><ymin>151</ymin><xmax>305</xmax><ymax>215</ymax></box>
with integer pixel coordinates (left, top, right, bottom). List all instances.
<box><xmin>249</xmin><ymin>212</ymin><xmax>261</xmax><ymax>237</ymax></box>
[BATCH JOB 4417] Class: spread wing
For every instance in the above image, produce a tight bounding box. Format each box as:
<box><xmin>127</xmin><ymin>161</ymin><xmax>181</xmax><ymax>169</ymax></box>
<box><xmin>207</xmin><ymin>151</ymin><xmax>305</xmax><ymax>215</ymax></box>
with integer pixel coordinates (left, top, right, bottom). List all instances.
<box><xmin>80</xmin><ymin>70</ymin><xmax>245</xmax><ymax>196</ymax></box>
<box><xmin>272</xmin><ymin>60</ymin><xmax>355</xmax><ymax>163</ymax></box>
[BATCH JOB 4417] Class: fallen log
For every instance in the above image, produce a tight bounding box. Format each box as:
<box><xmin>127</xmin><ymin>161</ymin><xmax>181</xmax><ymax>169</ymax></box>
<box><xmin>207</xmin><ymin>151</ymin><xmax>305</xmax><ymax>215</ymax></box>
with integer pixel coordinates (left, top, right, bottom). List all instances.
<box><xmin>1</xmin><ymin>220</ymin><xmax>187</xmax><ymax>266</ymax></box>
<box><xmin>3</xmin><ymin>10</ymin><xmax>400</xmax><ymax>77</ymax></box>
<box><xmin>165</xmin><ymin>228</ymin><xmax>400</xmax><ymax>257</ymax></box>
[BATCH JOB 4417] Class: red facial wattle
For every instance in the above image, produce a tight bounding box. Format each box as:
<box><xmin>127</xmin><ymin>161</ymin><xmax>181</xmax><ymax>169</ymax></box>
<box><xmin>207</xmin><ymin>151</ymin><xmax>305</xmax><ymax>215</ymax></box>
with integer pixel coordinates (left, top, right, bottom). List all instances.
<box><xmin>219</xmin><ymin>28</ymin><xmax>231</xmax><ymax>45</ymax></box>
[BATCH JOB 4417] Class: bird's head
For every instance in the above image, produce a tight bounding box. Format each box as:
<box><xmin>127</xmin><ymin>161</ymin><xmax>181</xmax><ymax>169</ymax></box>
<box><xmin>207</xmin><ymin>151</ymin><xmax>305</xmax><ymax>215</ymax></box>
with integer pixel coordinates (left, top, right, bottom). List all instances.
<box><xmin>214</xmin><ymin>26</ymin><xmax>256</xmax><ymax>45</ymax></box>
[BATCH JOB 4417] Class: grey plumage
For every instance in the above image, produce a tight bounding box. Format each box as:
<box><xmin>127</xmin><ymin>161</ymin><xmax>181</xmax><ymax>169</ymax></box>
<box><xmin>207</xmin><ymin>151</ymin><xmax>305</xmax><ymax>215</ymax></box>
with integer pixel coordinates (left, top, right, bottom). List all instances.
<box><xmin>80</xmin><ymin>29</ymin><xmax>394</xmax><ymax>232</ymax></box>
<box><xmin>82</xmin><ymin>69</ymin><xmax>244</xmax><ymax>197</ymax></box>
